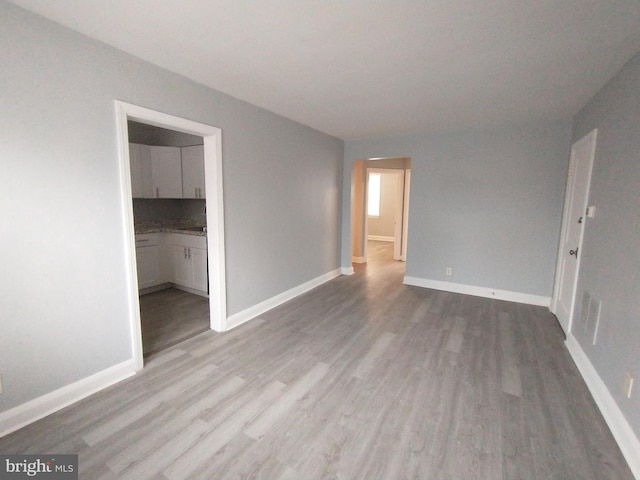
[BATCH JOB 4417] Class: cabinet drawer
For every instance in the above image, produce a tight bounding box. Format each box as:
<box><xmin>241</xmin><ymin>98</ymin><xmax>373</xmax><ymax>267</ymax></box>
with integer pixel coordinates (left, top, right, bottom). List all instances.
<box><xmin>135</xmin><ymin>233</ymin><xmax>161</xmax><ymax>246</ymax></box>
<box><xmin>166</xmin><ymin>233</ymin><xmax>206</xmax><ymax>249</ymax></box>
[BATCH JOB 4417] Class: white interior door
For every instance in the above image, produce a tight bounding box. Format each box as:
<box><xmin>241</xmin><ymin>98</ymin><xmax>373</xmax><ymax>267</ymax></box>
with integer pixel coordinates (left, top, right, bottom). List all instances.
<box><xmin>552</xmin><ymin>129</ymin><xmax>597</xmax><ymax>334</ymax></box>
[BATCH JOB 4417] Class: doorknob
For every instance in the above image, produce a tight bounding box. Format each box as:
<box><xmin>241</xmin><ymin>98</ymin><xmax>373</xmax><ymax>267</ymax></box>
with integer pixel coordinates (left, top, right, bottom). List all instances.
<box><xmin>569</xmin><ymin>247</ymin><xmax>579</xmax><ymax>257</ymax></box>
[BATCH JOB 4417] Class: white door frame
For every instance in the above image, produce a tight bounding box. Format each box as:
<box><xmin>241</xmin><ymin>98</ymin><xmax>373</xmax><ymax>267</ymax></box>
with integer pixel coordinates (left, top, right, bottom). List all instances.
<box><xmin>392</xmin><ymin>171</ymin><xmax>405</xmax><ymax>260</ymax></box>
<box><xmin>115</xmin><ymin>101</ymin><xmax>227</xmax><ymax>371</ymax></box>
<box><xmin>401</xmin><ymin>169</ymin><xmax>411</xmax><ymax>261</ymax></box>
<box><xmin>551</xmin><ymin>129</ymin><xmax>597</xmax><ymax>334</ymax></box>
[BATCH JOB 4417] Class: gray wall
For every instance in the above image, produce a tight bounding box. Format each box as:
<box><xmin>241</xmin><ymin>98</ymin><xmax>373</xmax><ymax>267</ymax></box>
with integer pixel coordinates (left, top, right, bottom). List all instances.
<box><xmin>342</xmin><ymin>120</ymin><xmax>573</xmax><ymax>297</ymax></box>
<box><xmin>0</xmin><ymin>2</ymin><xmax>343</xmax><ymax>413</ymax></box>
<box><xmin>571</xmin><ymin>53</ymin><xmax>640</xmax><ymax>434</ymax></box>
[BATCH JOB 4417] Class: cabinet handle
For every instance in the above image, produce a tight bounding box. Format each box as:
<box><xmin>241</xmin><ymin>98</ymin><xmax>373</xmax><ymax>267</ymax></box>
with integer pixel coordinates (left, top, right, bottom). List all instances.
<box><xmin>156</xmin><ymin>187</ymin><xmax>159</xmax><ymax>198</ymax></box>
<box><xmin>184</xmin><ymin>247</ymin><xmax>188</xmax><ymax>259</ymax></box>
<box><xmin>136</xmin><ymin>239</ymin><xmax>150</xmax><ymax>243</ymax></box>
<box><xmin>188</xmin><ymin>247</ymin><xmax>192</xmax><ymax>259</ymax></box>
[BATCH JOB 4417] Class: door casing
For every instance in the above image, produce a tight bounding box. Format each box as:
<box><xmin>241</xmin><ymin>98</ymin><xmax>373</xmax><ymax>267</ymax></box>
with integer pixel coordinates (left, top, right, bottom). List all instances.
<box><xmin>115</xmin><ymin>101</ymin><xmax>227</xmax><ymax>370</ymax></box>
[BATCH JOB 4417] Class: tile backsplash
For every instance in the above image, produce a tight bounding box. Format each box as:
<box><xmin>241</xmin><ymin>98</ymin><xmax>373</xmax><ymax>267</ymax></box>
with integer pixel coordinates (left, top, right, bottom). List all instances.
<box><xmin>133</xmin><ymin>198</ymin><xmax>206</xmax><ymax>225</ymax></box>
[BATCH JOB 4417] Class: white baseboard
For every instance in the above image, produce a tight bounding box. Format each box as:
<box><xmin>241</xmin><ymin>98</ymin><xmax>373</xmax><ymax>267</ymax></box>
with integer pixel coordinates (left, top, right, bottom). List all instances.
<box><xmin>139</xmin><ymin>283</ymin><xmax>208</xmax><ymax>298</ymax></box>
<box><xmin>138</xmin><ymin>282</ymin><xmax>172</xmax><ymax>296</ymax></box>
<box><xmin>352</xmin><ymin>256</ymin><xmax>366</xmax><ymax>264</ymax></box>
<box><xmin>172</xmin><ymin>284</ymin><xmax>209</xmax><ymax>298</ymax></box>
<box><xmin>367</xmin><ymin>235</ymin><xmax>394</xmax><ymax>242</ymax></box>
<box><xmin>0</xmin><ymin>359</ymin><xmax>136</xmax><ymax>438</ymax></box>
<box><xmin>403</xmin><ymin>276</ymin><xmax>550</xmax><ymax>307</ymax></box>
<box><xmin>565</xmin><ymin>335</ymin><xmax>640</xmax><ymax>478</ymax></box>
<box><xmin>226</xmin><ymin>269</ymin><xmax>342</xmax><ymax>331</ymax></box>
<box><xmin>341</xmin><ymin>266</ymin><xmax>355</xmax><ymax>275</ymax></box>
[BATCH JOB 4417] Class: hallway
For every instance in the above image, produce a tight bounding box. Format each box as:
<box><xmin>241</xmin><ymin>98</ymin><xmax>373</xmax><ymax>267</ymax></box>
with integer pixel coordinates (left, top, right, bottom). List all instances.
<box><xmin>357</xmin><ymin>239</ymin><xmax>404</xmax><ymax>279</ymax></box>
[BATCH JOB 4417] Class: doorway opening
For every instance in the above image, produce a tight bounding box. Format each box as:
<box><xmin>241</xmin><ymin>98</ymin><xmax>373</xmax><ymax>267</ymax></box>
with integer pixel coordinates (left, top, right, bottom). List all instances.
<box><xmin>351</xmin><ymin>157</ymin><xmax>411</xmax><ymax>272</ymax></box>
<box><xmin>115</xmin><ymin>101</ymin><xmax>227</xmax><ymax>371</ymax></box>
<box><xmin>128</xmin><ymin>120</ymin><xmax>208</xmax><ymax>358</ymax></box>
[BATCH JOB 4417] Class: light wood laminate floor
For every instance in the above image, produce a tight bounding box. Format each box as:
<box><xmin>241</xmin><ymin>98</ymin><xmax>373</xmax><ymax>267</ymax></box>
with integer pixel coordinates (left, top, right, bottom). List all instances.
<box><xmin>140</xmin><ymin>288</ymin><xmax>210</xmax><ymax>357</ymax></box>
<box><xmin>0</xmin><ymin>242</ymin><xmax>633</xmax><ymax>479</ymax></box>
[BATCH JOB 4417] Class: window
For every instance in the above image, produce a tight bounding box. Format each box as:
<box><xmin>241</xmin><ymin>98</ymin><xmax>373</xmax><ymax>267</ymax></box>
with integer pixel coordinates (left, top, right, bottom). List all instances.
<box><xmin>368</xmin><ymin>172</ymin><xmax>381</xmax><ymax>217</ymax></box>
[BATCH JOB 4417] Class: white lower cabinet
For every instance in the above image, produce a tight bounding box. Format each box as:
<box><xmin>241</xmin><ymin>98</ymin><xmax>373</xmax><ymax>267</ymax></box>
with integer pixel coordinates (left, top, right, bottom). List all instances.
<box><xmin>190</xmin><ymin>247</ymin><xmax>208</xmax><ymax>292</ymax></box>
<box><xmin>136</xmin><ymin>232</ymin><xmax>208</xmax><ymax>296</ymax></box>
<box><xmin>171</xmin><ymin>244</ymin><xmax>192</xmax><ymax>287</ymax></box>
<box><xmin>135</xmin><ymin>234</ymin><xmax>161</xmax><ymax>289</ymax></box>
<box><xmin>168</xmin><ymin>234</ymin><xmax>208</xmax><ymax>294</ymax></box>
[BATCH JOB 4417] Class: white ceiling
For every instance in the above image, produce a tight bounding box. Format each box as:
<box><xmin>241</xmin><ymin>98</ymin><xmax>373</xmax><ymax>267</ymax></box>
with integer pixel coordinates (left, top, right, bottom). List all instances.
<box><xmin>9</xmin><ymin>0</ymin><xmax>640</xmax><ymax>140</ymax></box>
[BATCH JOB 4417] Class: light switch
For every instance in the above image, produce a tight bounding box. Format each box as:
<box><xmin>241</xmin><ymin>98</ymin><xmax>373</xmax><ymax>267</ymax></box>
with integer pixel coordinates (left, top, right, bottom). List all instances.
<box><xmin>586</xmin><ymin>205</ymin><xmax>596</xmax><ymax>218</ymax></box>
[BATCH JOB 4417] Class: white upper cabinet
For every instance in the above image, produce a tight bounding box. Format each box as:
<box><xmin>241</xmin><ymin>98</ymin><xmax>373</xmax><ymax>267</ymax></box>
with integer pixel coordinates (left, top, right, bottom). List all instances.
<box><xmin>181</xmin><ymin>145</ymin><xmax>205</xmax><ymax>199</ymax></box>
<box><xmin>129</xmin><ymin>143</ymin><xmax>205</xmax><ymax>199</ymax></box>
<box><xmin>150</xmin><ymin>146</ymin><xmax>182</xmax><ymax>198</ymax></box>
<box><xmin>129</xmin><ymin>143</ymin><xmax>153</xmax><ymax>198</ymax></box>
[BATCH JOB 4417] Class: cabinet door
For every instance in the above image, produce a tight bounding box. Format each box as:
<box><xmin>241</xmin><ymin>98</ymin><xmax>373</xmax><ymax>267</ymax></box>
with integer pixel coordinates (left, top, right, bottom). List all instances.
<box><xmin>136</xmin><ymin>245</ymin><xmax>160</xmax><ymax>289</ymax></box>
<box><xmin>129</xmin><ymin>143</ymin><xmax>152</xmax><ymax>198</ymax></box>
<box><xmin>171</xmin><ymin>244</ymin><xmax>191</xmax><ymax>287</ymax></box>
<box><xmin>150</xmin><ymin>146</ymin><xmax>182</xmax><ymax>198</ymax></box>
<box><xmin>190</xmin><ymin>247</ymin><xmax>208</xmax><ymax>292</ymax></box>
<box><xmin>181</xmin><ymin>145</ymin><xmax>205</xmax><ymax>199</ymax></box>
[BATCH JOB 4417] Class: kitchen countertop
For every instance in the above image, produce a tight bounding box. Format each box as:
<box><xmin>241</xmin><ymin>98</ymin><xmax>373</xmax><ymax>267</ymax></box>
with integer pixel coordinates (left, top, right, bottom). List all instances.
<box><xmin>135</xmin><ymin>221</ymin><xmax>207</xmax><ymax>237</ymax></box>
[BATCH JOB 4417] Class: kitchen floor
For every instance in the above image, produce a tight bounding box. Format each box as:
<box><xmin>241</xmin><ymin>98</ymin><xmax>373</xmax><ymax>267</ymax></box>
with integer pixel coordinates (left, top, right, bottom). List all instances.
<box><xmin>139</xmin><ymin>288</ymin><xmax>209</xmax><ymax>357</ymax></box>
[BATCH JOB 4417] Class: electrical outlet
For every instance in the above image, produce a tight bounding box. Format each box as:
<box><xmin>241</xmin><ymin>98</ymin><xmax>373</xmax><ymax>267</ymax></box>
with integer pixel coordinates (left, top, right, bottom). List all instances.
<box><xmin>624</xmin><ymin>373</ymin><xmax>634</xmax><ymax>399</ymax></box>
<box><xmin>446</xmin><ymin>267</ymin><xmax>453</xmax><ymax>276</ymax></box>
